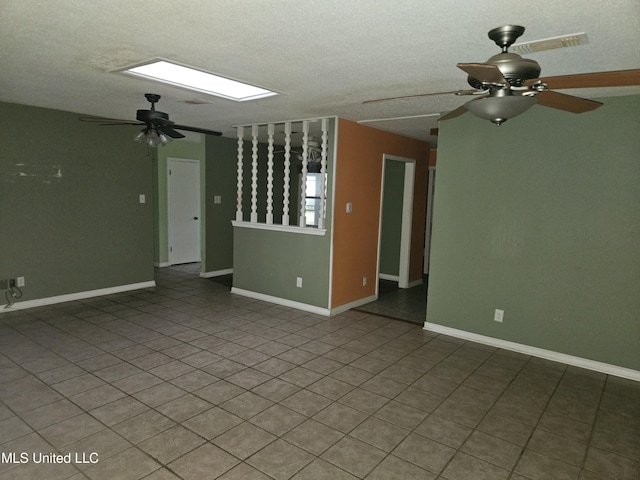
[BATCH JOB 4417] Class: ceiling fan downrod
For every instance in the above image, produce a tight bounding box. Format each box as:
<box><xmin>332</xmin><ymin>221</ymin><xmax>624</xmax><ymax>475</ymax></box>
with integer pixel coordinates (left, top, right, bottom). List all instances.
<box><xmin>144</xmin><ymin>93</ymin><xmax>161</xmax><ymax>110</ymax></box>
<box><xmin>488</xmin><ymin>25</ymin><xmax>525</xmax><ymax>52</ymax></box>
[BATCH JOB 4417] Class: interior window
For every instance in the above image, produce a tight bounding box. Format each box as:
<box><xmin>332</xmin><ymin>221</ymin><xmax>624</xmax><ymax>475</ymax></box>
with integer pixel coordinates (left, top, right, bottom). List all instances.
<box><xmin>302</xmin><ymin>172</ymin><xmax>323</xmax><ymax>227</ymax></box>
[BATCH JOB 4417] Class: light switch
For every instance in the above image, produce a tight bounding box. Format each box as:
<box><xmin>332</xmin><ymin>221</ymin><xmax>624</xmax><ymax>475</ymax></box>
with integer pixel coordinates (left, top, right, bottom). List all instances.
<box><xmin>139</xmin><ymin>194</ymin><xmax>146</xmax><ymax>204</ymax></box>
<box><xmin>346</xmin><ymin>202</ymin><xmax>352</xmax><ymax>213</ymax></box>
<box><xmin>214</xmin><ymin>195</ymin><xmax>222</xmax><ymax>204</ymax></box>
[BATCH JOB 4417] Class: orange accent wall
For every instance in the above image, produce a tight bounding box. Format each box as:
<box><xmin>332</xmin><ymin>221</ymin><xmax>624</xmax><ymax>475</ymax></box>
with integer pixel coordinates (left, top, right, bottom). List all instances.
<box><xmin>331</xmin><ymin>119</ymin><xmax>430</xmax><ymax>309</ymax></box>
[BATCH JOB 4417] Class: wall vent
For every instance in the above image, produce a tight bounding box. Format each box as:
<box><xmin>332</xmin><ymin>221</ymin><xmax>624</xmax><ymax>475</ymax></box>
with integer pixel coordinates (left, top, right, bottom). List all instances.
<box><xmin>512</xmin><ymin>32</ymin><xmax>588</xmax><ymax>54</ymax></box>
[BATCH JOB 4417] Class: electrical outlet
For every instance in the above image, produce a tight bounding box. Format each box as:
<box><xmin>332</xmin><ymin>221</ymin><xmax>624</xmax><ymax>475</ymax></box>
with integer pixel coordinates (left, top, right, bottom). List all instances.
<box><xmin>494</xmin><ymin>309</ymin><xmax>504</xmax><ymax>323</ymax></box>
<box><xmin>17</xmin><ymin>277</ymin><xmax>25</xmax><ymax>287</ymax></box>
<box><xmin>362</xmin><ymin>276</ymin><xmax>367</xmax><ymax>286</ymax></box>
<box><xmin>296</xmin><ymin>277</ymin><xmax>303</xmax><ymax>288</ymax></box>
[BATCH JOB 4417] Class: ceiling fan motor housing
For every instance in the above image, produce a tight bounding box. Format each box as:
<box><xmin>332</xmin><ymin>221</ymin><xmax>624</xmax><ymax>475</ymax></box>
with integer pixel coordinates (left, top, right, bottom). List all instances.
<box><xmin>466</xmin><ymin>52</ymin><xmax>541</xmax><ymax>89</ymax></box>
<box><xmin>136</xmin><ymin>109</ymin><xmax>170</xmax><ymax>124</ymax></box>
<box><xmin>487</xmin><ymin>52</ymin><xmax>541</xmax><ymax>86</ymax></box>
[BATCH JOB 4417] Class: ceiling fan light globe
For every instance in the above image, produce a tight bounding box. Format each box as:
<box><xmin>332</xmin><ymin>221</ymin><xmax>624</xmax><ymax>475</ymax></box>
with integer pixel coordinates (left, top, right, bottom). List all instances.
<box><xmin>465</xmin><ymin>95</ymin><xmax>536</xmax><ymax>125</ymax></box>
<box><xmin>134</xmin><ymin>130</ymin><xmax>147</xmax><ymax>143</ymax></box>
<box><xmin>158</xmin><ymin>132</ymin><xmax>172</xmax><ymax>145</ymax></box>
<box><xmin>145</xmin><ymin>129</ymin><xmax>161</xmax><ymax>147</ymax></box>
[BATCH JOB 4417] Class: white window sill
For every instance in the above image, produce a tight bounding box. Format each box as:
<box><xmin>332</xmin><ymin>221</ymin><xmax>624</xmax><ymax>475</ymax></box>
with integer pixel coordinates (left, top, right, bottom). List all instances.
<box><xmin>232</xmin><ymin>220</ymin><xmax>326</xmax><ymax>236</ymax></box>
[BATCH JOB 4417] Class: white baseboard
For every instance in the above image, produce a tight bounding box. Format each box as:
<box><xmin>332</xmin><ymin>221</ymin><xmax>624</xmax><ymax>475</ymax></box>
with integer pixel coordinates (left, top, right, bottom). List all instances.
<box><xmin>230</xmin><ymin>288</ymin><xmax>379</xmax><ymax>318</ymax></box>
<box><xmin>379</xmin><ymin>273</ymin><xmax>399</xmax><ymax>282</ymax></box>
<box><xmin>330</xmin><ymin>295</ymin><xmax>378</xmax><ymax>316</ymax></box>
<box><xmin>154</xmin><ymin>262</ymin><xmax>170</xmax><ymax>267</ymax></box>
<box><xmin>378</xmin><ymin>275</ymin><xmax>423</xmax><ymax>289</ymax></box>
<box><xmin>231</xmin><ymin>287</ymin><xmax>331</xmax><ymax>316</ymax></box>
<box><xmin>201</xmin><ymin>268</ymin><xmax>233</xmax><ymax>278</ymax></box>
<box><xmin>423</xmin><ymin>322</ymin><xmax>640</xmax><ymax>382</ymax></box>
<box><xmin>0</xmin><ymin>281</ymin><xmax>157</xmax><ymax>314</ymax></box>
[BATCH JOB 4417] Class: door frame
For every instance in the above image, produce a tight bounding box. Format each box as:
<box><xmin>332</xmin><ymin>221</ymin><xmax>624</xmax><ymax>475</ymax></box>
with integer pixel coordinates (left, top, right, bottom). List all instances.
<box><xmin>377</xmin><ymin>154</ymin><xmax>416</xmax><ymax>290</ymax></box>
<box><xmin>167</xmin><ymin>157</ymin><xmax>201</xmax><ymax>266</ymax></box>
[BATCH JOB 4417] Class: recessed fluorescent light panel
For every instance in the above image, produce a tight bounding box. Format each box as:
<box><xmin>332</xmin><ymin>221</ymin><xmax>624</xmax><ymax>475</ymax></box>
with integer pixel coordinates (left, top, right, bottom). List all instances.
<box><xmin>124</xmin><ymin>60</ymin><xmax>277</xmax><ymax>102</ymax></box>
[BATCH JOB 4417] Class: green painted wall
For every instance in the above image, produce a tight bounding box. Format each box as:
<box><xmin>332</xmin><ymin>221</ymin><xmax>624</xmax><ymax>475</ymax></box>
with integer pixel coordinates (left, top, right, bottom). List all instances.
<box><xmin>0</xmin><ymin>102</ymin><xmax>154</xmax><ymax>302</ymax></box>
<box><xmin>426</xmin><ymin>95</ymin><xmax>640</xmax><ymax>370</ymax></box>
<box><xmin>379</xmin><ymin>160</ymin><xmax>405</xmax><ymax>277</ymax></box>
<box><xmin>153</xmin><ymin>133</ymin><xmax>206</xmax><ymax>267</ymax></box>
<box><xmin>233</xmin><ymin>228</ymin><xmax>331</xmax><ymax>308</ymax></box>
<box><xmin>204</xmin><ymin>135</ymin><xmax>239</xmax><ymax>274</ymax></box>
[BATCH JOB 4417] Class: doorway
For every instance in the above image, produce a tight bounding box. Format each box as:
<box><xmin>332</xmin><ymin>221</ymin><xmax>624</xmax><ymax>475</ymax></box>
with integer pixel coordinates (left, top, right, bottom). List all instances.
<box><xmin>356</xmin><ymin>156</ymin><xmax>431</xmax><ymax>324</ymax></box>
<box><xmin>378</xmin><ymin>155</ymin><xmax>415</xmax><ymax>290</ymax></box>
<box><xmin>168</xmin><ymin>158</ymin><xmax>201</xmax><ymax>266</ymax></box>
<box><xmin>362</xmin><ymin>151</ymin><xmax>426</xmax><ymax>322</ymax></box>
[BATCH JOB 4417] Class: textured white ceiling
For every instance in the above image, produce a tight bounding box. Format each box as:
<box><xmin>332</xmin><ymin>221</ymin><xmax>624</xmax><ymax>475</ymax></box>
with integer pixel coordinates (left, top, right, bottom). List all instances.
<box><xmin>1</xmin><ymin>0</ymin><xmax>639</xmax><ymax>147</ymax></box>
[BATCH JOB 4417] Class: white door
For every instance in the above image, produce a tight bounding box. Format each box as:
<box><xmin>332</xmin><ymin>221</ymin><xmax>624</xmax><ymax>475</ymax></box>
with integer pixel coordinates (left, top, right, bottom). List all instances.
<box><xmin>168</xmin><ymin>158</ymin><xmax>201</xmax><ymax>265</ymax></box>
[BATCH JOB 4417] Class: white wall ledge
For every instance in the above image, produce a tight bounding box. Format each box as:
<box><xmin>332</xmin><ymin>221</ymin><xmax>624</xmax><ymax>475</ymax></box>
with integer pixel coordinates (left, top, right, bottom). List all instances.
<box><xmin>232</xmin><ymin>220</ymin><xmax>326</xmax><ymax>236</ymax></box>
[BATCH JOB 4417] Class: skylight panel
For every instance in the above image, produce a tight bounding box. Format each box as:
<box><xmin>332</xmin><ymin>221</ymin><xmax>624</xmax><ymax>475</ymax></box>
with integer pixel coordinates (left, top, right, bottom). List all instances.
<box><xmin>124</xmin><ymin>60</ymin><xmax>277</xmax><ymax>102</ymax></box>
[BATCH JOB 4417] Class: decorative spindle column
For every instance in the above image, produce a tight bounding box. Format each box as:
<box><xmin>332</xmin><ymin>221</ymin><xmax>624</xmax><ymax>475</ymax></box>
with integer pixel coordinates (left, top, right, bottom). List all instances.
<box><xmin>266</xmin><ymin>124</ymin><xmax>275</xmax><ymax>224</ymax></box>
<box><xmin>236</xmin><ymin>126</ymin><xmax>244</xmax><ymax>221</ymax></box>
<box><xmin>250</xmin><ymin>125</ymin><xmax>259</xmax><ymax>223</ymax></box>
<box><xmin>282</xmin><ymin>122</ymin><xmax>292</xmax><ymax>226</ymax></box>
<box><xmin>318</xmin><ymin>118</ymin><xmax>328</xmax><ymax>229</ymax></box>
<box><xmin>299</xmin><ymin>120</ymin><xmax>309</xmax><ymax>227</ymax></box>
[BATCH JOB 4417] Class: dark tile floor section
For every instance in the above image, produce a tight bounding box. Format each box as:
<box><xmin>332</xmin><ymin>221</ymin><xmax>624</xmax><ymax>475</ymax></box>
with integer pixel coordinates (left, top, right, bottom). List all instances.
<box><xmin>356</xmin><ymin>279</ymin><xmax>427</xmax><ymax>325</ymax></box>
<box><xmin>0</xmin><ymin>266</ymin><xmax>638</xmax><ymax>479</ymax></box>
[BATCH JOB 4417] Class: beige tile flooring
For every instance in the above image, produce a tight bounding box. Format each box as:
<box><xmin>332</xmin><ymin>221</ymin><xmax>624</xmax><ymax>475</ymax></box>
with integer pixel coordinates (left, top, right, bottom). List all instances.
<box><xmin>0</xmin><ymin>266</ymin><xmax>638</xmax><ymax>479</ymax></box>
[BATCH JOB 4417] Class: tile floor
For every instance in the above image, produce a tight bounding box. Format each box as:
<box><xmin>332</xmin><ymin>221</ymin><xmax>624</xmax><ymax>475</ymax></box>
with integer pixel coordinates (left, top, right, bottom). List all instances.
<box><xmin>0</xmin><ymin>266</ymin><xmax>638</xmax><ymax>480</ymax></box>
<box><xmin>356</xmin><ymin>279</ymin><xmax>427</xmax><ymax>325</ymax></box>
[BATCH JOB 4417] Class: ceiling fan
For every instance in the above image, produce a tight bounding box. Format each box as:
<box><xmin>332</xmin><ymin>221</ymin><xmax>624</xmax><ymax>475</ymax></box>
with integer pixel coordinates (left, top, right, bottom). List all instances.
<box><xmin>365</xmin><ymin>25</ymin><xmax>640</xmax><ymax>126</ymax></box>
<box><xmin>274</xmin><ymin>136</ymin><xmax>324</xmax><ymax>163</ymax></box>
<box><xmin>80</xmin><ymin>93</ymin><xmax>222</xmax><ymax>146</ymax></box>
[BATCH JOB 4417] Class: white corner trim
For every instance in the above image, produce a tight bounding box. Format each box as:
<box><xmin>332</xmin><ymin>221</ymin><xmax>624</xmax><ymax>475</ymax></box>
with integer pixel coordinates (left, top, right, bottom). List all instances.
<box><xmin>0</xmin><ymin>281</ymin><xmax>157</xmax><ymax>314</ymax></box>
<box><xmin>232</xmin><ymin>220</ymin><xmax>326</xmax><ymax>236</ymax></box>
<box><xmin>329</xmin><ymin>295</ymin><xmax>378</xmax><ymax>316</ymax></box>
<box><xmin>423</xmin><ymin>322</ymin><xmax>640</xmax><ymax>382</ymax></box>
<box><xmin>201</xmin><ymin>268</ymin><xmax>233</xmax><ymax>278</ymax></box>
<box><xmin>231</xmin><ymin>287</ymin><xmax>331</xmax><ymax>316</ymax></box>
